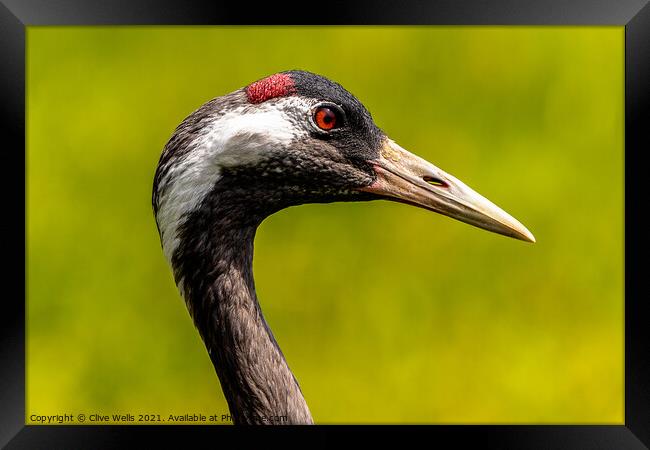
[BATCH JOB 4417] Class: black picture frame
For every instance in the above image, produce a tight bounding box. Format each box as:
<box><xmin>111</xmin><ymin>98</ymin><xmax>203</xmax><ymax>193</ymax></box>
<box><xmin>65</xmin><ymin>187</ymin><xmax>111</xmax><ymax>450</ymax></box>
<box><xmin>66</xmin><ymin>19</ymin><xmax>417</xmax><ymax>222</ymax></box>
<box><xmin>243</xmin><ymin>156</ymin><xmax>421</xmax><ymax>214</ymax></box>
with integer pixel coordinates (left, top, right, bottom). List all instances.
<box><xmin>2</xmin><ymin>1</ymin><xmax>648</xmax><ymax>448</ymax></box>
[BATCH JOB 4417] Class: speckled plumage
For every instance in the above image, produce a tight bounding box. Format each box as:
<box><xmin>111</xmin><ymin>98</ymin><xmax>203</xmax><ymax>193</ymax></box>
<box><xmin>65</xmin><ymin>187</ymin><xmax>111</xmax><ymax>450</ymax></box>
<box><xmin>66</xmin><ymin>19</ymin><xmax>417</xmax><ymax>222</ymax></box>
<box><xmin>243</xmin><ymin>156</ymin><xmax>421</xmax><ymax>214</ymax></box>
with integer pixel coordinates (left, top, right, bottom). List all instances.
<box><xmin>153</xmin><ymin>71</ymin><xmax>383</xmax><ymax>424</ymax></box>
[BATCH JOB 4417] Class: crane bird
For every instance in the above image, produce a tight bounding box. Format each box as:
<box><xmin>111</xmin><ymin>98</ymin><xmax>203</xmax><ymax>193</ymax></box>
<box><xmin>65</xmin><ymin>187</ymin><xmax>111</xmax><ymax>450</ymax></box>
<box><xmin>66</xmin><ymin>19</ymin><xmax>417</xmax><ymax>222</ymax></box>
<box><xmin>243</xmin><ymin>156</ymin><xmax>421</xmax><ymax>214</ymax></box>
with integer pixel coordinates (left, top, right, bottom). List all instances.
<box><xmin>152</xmin><ymin>70</ymin><xmax>535</xmax><ymax>425</ymax></box>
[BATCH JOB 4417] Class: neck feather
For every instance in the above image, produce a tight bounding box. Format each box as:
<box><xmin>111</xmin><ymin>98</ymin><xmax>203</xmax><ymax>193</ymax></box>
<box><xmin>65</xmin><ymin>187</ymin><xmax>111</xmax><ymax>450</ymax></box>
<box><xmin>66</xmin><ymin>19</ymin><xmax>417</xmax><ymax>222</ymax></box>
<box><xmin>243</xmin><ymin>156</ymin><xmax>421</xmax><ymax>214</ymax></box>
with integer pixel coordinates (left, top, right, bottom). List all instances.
<box><xmin>171</xmin><ymin>189</ymin><xmax>312</xmax><ymax>425</ymax></box>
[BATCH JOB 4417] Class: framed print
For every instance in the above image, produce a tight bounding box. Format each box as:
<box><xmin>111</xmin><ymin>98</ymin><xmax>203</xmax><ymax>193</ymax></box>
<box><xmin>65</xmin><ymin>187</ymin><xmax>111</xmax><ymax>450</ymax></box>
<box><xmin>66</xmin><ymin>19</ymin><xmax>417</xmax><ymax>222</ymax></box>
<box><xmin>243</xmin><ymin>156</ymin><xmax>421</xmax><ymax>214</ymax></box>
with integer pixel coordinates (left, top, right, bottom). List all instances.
<box><xmin>2</xmin><ymin>0</ymin><xmax>648</xmax><ymax>448</ymax></box>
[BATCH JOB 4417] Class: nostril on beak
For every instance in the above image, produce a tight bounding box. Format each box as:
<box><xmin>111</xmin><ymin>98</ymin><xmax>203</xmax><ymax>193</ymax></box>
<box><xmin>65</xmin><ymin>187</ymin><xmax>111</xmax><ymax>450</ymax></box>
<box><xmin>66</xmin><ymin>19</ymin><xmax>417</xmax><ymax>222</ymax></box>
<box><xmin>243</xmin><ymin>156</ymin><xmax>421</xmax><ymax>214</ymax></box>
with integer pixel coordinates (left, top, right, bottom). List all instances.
<box><xmin>423</xmin><ymin>175</ymin><xmax>448</xmax><ymax>188</ymax></box>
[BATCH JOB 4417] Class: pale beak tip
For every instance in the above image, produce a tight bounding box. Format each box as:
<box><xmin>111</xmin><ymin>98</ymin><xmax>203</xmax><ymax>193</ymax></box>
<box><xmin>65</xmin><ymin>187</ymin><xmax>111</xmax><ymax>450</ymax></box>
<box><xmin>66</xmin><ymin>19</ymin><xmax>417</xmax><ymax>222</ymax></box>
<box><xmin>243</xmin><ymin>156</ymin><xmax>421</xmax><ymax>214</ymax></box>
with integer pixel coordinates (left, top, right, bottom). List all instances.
<box><xmin>519</xmin><ymin>228</ymin><xmax>536</xmax><ymax>244</ymax></box>
<box><xmin>503</xmin><ymin>214</ymin><xmax>535</xmax><ymax>243</ymax></box>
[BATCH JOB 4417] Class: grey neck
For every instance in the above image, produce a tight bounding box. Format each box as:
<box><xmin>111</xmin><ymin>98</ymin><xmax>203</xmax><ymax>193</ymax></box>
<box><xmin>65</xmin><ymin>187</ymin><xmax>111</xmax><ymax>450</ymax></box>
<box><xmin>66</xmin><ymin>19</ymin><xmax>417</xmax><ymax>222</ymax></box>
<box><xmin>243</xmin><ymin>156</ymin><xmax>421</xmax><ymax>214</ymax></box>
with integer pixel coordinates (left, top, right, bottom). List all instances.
<box><xmin>174</xmin><ymin>209</ymin><xmax>313</xmax><ymax>425</ymax></box>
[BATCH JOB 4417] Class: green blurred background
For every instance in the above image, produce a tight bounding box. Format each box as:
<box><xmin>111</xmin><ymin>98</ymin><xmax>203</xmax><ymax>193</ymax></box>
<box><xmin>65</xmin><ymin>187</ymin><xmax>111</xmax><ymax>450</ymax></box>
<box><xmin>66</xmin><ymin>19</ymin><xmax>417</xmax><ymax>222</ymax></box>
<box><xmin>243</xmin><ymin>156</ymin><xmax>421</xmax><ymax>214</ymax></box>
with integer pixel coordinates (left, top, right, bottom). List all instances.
<box><xmin>27</xmin><ymin>26</ymin><xmax>623</xmax><ymax>424</ymax></box>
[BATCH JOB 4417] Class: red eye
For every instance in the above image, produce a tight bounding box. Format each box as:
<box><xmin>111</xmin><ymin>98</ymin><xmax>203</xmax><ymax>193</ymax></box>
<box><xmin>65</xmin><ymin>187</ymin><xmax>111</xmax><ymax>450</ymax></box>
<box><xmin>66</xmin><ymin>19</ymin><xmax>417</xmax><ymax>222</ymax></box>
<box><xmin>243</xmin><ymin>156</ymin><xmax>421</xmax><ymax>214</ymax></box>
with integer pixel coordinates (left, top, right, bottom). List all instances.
<box><xmin>314</xmin><ymin>106</ymin><xmax>338</xmax><ymax>131</ymax></box>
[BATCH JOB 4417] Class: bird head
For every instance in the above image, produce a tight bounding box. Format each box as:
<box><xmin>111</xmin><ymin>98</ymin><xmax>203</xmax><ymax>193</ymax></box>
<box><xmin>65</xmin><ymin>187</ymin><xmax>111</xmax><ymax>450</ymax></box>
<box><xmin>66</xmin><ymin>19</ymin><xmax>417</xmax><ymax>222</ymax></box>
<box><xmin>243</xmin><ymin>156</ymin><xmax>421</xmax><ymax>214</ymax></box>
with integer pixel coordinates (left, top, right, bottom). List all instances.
<box><xmin>153</xmin><ymin>70</ymin><xmax>534</xmax><ymax>265</ymax></box>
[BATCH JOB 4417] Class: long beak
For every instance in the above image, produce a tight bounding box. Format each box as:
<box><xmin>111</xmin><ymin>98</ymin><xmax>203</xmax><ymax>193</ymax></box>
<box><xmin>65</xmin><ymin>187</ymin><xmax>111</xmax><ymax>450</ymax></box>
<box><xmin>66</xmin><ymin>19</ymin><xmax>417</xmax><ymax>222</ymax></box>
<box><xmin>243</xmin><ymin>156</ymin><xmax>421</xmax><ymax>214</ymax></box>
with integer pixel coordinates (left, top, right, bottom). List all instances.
<box><xmin>359</xmin><ymin>138</ymin><xmax>535</xmax><ymax>243</ymax></box>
